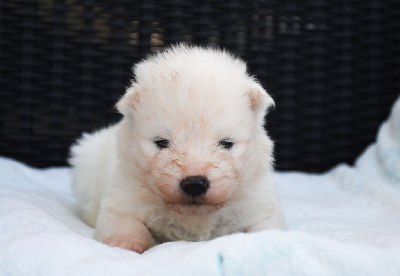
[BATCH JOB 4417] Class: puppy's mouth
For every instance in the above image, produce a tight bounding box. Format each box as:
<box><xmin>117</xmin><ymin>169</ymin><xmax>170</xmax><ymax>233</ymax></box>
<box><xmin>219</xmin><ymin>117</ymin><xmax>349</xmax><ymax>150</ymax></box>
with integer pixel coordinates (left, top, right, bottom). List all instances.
<box><xmin>165</xmin><ymin>201</ymin><xmax>223</xmax><ymax>216</ymax></box>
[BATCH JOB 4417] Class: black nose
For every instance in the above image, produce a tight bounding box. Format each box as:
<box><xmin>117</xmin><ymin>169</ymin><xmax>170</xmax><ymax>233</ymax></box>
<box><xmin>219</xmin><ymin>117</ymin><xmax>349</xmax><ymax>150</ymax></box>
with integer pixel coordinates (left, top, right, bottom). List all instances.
<box><xmin>180</xmin><ymin>175</ymin><xmax>210</xmax><ymax>197</ymax></box>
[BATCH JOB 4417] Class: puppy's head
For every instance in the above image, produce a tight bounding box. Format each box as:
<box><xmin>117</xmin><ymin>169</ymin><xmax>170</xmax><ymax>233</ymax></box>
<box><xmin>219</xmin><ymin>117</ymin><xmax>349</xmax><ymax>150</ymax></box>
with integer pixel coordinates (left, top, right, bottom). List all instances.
<box><xmin>116</xmin><ymin>45</ymin><xmax>274</xmax><ymax>216</ymax></box>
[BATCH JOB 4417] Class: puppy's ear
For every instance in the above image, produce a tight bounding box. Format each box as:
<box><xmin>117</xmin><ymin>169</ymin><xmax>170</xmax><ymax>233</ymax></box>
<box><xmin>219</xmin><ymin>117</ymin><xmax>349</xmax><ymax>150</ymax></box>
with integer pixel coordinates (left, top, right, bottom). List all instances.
<box><xmin>116</xmin><ymin>86</ymin><xmax>140</xmax><ymax>116</ymax></box>
<box><xmin>247</xmin><ymin>81</ymin><xmax>275</xmax><ymax>125</ymax></box>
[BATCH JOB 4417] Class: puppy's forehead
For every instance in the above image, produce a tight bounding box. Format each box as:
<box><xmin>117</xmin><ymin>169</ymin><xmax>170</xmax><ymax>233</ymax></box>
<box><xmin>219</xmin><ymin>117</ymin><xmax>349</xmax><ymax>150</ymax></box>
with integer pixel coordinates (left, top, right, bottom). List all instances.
<box><xmin>139</xmin><ymin>73</ymin><xmax>251</xmax><ymax>125</ymax></box>
<box><xmin>131</xmin><ymin>46</ymin><xmax>256</xmax><ymax>138</ymax></box>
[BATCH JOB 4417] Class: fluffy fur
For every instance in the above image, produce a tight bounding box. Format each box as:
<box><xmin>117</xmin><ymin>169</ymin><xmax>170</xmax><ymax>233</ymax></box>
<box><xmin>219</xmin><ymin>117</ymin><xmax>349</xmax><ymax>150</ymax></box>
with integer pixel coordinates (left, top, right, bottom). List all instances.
<box><xmin>69</xmin><ymin>44</ymin><xmax>284</xmax><ymax>253</ymax></box>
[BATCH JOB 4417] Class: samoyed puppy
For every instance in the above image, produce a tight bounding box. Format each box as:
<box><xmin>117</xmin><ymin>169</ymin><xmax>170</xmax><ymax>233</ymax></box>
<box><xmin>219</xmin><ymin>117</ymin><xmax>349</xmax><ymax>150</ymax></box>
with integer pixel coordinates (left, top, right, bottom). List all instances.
<box><xmin>69</xmin><ymin>44</ymin><xmax>284</xmax><ymax>253</ymax></box>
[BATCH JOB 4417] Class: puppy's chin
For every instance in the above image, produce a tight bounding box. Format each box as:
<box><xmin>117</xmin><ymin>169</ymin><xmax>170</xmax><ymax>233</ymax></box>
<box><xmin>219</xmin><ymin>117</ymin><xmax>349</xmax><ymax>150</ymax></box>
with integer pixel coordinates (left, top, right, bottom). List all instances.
<box><xmin>166</xmin><ymin>202</ymin><xmax>224</xmax><ymax>216</ymax></box>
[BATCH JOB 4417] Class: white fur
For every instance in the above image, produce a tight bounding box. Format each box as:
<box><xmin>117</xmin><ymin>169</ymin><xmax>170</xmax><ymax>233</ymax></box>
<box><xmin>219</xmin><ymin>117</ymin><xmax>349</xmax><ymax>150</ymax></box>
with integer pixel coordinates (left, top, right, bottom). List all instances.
<box><xmin>69</xmin><ymin>45</ymin><xmax>284</xmax><ymax>253</ymax></box>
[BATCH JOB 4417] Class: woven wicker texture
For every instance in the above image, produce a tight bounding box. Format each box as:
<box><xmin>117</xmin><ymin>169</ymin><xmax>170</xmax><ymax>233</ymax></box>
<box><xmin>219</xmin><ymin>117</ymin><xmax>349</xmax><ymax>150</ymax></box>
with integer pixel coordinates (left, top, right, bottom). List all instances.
<box><xmin>0</xmin><ymin>0</ymin><xmax>399</xmax><ymax>172</ymax></box>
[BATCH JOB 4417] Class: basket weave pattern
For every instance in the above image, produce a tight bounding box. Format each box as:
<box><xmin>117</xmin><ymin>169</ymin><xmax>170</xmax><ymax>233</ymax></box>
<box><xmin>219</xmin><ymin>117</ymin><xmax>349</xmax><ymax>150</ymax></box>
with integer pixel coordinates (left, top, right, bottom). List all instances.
<box><xmin>0</xmin><ymin>0</ymin><xmax>399</xmax><ymax>172</ymax></box>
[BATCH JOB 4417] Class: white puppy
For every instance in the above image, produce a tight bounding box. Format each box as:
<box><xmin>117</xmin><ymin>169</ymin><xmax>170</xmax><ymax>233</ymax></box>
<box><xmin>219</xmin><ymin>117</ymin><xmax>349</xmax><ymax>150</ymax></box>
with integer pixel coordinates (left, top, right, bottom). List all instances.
<box><xmin>69</xmin><ymin>44</ymin><xmax>284</xmax><ymax>253</ymax></box>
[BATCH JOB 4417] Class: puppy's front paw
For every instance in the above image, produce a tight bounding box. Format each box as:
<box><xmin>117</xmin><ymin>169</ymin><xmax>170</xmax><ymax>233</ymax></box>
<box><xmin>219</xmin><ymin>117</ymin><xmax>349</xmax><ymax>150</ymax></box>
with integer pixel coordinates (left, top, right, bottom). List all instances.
<box><xmin>103</xmin><ymin>234</ymin><xmax>152</xmax><ymax>253</ymax></box>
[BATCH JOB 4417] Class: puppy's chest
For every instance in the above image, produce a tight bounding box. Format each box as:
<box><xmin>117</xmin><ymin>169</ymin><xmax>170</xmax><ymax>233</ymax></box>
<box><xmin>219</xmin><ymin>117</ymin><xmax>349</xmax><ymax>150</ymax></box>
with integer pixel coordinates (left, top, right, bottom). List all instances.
<box><xmin>145</xmin><ymin>209</ymin><xmax>246</xmax><ymax>243</ymax></box>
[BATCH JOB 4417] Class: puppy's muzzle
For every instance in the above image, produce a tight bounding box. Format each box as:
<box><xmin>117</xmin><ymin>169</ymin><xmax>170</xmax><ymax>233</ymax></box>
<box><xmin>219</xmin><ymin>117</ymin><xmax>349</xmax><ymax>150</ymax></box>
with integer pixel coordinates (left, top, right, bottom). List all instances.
<box><xmin>179</xmin><ymin>175</ymin><xmax>210</xmax><ymax>197</ymax></box>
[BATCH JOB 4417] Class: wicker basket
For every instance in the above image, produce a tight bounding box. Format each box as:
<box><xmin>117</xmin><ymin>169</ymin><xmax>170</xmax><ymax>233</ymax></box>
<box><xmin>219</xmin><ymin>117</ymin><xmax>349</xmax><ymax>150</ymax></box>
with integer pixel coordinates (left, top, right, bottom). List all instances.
<box><xmin>0</xmin><ymin>0</ymin><xmax>399</xmax><ymax>172</ymax></box>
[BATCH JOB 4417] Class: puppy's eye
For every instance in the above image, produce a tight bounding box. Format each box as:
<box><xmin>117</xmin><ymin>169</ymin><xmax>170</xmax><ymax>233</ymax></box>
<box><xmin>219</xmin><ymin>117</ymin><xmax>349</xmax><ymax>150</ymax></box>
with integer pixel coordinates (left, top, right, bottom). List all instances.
<box><xmin>218</xmin><ymin>139</ymin><xmax>234</xmax><ymax>150</ymax></box>
<box><xmin>154</xmin><ymin>139</ymin><xmax>170</xmax><ymax>149</ymax></box>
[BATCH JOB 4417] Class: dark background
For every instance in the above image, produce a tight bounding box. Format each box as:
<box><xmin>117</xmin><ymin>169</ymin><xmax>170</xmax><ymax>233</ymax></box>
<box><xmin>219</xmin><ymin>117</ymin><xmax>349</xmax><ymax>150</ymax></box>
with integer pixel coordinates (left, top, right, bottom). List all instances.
<box><xmin>0</xmin><ymin>0</ymin><xmax>399</xmax><ymax>172</ymax></box>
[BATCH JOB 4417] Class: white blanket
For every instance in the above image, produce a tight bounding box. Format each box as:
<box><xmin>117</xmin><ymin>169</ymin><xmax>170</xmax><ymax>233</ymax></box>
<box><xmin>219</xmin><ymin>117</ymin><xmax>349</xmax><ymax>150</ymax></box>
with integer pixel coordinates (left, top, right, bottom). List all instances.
<box><xmin>1</xmin><ymin>97</ymin><xmax>400</xmax><ymax>275</ymax></box>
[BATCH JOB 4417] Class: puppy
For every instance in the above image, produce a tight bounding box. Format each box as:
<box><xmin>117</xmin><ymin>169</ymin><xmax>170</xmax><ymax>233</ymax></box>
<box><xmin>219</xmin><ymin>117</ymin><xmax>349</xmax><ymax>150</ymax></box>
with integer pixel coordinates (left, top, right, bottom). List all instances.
<box><xmin>69</xmin><ymin>44</ymin><xmax>284</xmax><ymax>253</ymax></box>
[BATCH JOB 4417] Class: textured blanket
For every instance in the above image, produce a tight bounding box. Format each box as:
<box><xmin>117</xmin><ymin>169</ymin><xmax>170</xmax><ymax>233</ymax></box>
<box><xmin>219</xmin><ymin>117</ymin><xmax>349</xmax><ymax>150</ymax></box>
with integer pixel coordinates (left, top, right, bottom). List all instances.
<box><xmin>1</xmin><ymin>97</ymin><xmax>400</xmax><ymax>275</ymax></box>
